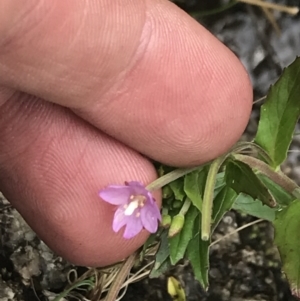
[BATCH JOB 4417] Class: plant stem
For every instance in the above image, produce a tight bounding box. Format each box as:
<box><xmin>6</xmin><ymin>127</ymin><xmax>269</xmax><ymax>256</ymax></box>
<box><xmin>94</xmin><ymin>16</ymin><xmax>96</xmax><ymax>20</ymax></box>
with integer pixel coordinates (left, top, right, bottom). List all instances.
<box><xmin>147</xmin><ymin>141</ymin><xmax>270</xmax><ymax>192</ymax></box>
<box><xmin>234</xmin><ymin>154</ymin><xmax>299</xmax><ymax>196</ymax></box>
<box><xmin>146</xmin><ymin>166</ymin><xmax>204</xmax><ymax>191</ymax></box>
<box><xmin>232</xmin><ymin>141</ymin><xmax>271</xmax><ymax>163</ymax></box>
<box><xmin>179</xmin><ymin>198</ymin><xmax>192</xmax><ymax>216</ymax></box>
<box><xmin>200</xmin><ymin>142</ymin><xmax>250</xmax><ymax>241</ymax></box>
<box><xmin>201</xmin><ymin>156</ymin><xmax>226</xmax><ymax>241</ymax></box>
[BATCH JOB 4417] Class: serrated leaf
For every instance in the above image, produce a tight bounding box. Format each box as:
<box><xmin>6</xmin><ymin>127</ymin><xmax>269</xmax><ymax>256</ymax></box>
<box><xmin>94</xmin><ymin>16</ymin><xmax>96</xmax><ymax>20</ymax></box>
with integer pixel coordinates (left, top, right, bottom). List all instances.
<box><xmin>233</xmin><ymin>193</ymin><xmax>276</xmax><ymax>221</ymax></box>
<box><xmin>274</xmin><ymin>200</ymin><xmax>300</xmax><ymax>298</ymax></box>
<box><xmin>212</xmin><ymin>186</ymin><xmax>237</xmax><ymax>230</ymax></box>
<box><xmin>225</xmin><ymin>159</ymin><xmax>275</xmax><ymax>207</ymax></box>
<box><xmin>257</xmin><ymin>173</ymin><xmax>295</xmax><ymax>206</ymax></box>
<box><xmin>184</xmin><ymin>168</ymin><xmax>208</xmax><ymax>211</ymax></box>
<box><xmin>169</xmin><ymin>205</ymin><xmax>199</xmax><ymax>265</ymax></box>
<box><xmin>254</xmin><ymin>58</ymin><xmax>300</xmax><ymax>168</ymax></box>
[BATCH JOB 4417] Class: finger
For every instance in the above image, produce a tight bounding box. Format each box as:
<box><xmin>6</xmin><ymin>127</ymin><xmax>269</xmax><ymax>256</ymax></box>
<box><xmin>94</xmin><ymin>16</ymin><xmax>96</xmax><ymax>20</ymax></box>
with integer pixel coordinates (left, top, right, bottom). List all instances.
<box><xmin>0</xmin><ymin>0</ymin><xmax>253</xmax><ymax>166</ymax></box>
<box><xmin>0</xmin><ymin>92</ymin><xmax>161</xmax><ymax>266</ymax></box>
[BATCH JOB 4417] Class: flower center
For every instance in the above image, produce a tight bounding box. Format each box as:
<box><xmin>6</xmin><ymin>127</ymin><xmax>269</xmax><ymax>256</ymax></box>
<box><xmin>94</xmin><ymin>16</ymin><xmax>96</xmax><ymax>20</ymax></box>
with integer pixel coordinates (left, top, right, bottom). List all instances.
<box><xmin>124</xmin><ymin>195</ymin><xmax>146</xmax><ymax>216</ymax></box>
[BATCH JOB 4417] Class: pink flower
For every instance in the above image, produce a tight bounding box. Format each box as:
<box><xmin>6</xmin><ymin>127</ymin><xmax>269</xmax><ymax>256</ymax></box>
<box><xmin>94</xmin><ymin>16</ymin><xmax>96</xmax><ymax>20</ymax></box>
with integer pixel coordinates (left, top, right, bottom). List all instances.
<box><xmin>99</xmin><ymin>181</ymin><xmax>161</xmax><ymax>239</ymax></box>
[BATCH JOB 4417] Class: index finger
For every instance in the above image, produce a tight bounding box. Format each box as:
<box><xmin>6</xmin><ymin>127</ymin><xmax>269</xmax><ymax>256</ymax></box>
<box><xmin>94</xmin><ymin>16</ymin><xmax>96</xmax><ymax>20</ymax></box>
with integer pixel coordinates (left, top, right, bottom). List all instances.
<box><xmin>0</xmin><ymin>0</ymin><xmax>252</xmax><ymax>166</ymax></box>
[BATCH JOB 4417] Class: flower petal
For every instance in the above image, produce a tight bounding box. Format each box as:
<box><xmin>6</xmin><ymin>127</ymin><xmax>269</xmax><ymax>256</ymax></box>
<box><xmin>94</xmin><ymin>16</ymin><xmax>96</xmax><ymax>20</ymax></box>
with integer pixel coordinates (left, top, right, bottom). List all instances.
<box><xmin>126</xmin><ymin>181</ymin><xmax>149</xmax><ymax>196</ymax></box>
<box><xmin>112</xmin><ymin>207</ymin><xmax>128</xmax><ymax>232</ymax></box>
<box><xmin>99</xmin><ymin>186</ymin><xmax>131</xmax><ymax>205</ymax></box>
<box><xmin>123</xmin><ymin>216</ymin><xmax>143</xmax><ymax>239</ymax></box>
<box><xmin>140</xmin><ymin>202</ymin><xmax>161</xmax><ymax>233</ymax></box>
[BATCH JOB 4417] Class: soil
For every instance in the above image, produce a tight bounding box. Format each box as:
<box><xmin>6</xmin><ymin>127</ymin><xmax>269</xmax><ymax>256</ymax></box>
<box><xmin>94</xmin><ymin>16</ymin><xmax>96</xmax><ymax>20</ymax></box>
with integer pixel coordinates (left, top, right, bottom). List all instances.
<box><xmin>1</xmin><ymin>1</ymin><xmax>300</xmax><ymax>300</ymax></box>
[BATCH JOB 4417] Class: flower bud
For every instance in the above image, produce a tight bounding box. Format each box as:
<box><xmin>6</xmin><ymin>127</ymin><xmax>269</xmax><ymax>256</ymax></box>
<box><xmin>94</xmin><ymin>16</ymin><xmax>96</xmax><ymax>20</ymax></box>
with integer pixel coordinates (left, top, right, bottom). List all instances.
<box><xmin>172</xmin><ymin>200</ymin><xmax>182</xmax><ymax>209</ymax></box>
<box><xmin>161</xmin><ymin>214</ymin><xmax>172</xmax><ymax>228</ymax></box>
<box><xmin>167</xmin><ymin>277</ymin><xmax>186</xmax><ymax>301</ymax></box>
<box><xmin>168</xmin><ymin>214</ymin><xmax>185</xmax><ymax>237</ymax></box>
<box><xmin>162</xmin><ymin>185</ymin><xmax>173</xmax><ymax>198</ymax></box>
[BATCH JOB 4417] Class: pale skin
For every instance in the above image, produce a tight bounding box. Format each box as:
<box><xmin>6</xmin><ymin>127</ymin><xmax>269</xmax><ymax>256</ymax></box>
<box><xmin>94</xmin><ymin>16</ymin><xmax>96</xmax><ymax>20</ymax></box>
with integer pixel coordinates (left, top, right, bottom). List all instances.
<box><xmin>0</xmin><ymin>0</ymin><xmax>252</xmax><ymax>266</ymax></box>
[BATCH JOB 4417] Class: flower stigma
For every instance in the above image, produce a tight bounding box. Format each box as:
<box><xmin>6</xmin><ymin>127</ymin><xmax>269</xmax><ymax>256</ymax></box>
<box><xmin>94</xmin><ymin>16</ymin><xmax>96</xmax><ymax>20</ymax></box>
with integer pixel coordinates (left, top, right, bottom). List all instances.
<box><xmin>124</xmin><ymin>195</ymin><xmax>146</xmax><ymax>216</ymax></box>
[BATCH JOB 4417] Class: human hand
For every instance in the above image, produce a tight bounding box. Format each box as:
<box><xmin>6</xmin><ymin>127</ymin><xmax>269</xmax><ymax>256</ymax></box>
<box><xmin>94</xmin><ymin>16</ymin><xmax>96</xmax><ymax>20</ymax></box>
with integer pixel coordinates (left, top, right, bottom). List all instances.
<box><xmin>0</xmin><ymin>0</ymin><xmax>252</xmax><ymax>266</ymax></box>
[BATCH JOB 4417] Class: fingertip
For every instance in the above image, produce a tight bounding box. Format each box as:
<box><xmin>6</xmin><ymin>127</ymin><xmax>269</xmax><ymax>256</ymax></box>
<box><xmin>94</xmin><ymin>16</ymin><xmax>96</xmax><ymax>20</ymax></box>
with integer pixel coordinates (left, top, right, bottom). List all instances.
<box><xmin>0</xmin><ymin>96</ymin><xmax>161</xmax><ymax>266</ymax></box>
<box><xmin>90</xmin><ymin>2</ymin><xmax>253</xmax><ymax>166</ymax></box>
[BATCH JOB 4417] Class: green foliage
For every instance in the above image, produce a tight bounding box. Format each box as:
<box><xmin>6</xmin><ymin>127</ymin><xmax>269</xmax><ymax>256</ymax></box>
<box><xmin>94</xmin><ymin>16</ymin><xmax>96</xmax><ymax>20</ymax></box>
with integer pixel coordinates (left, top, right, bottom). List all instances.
<box><xmin>149</xmin><ymin>57</ymin><xmax>300</xmax><ymax>295</ymax></box>
<box><xmin>255</xmin><ymin>57</ymin><xmax>300</xmax><ymax>168</ymax></box>
<box><xmin>184</xmin><ymin>168</ymin><xmax>207</xmax><ymax>211</ymax></box>
<box><xmin>186</xmin><ymin>219</ymin><xmax>210</xmax><ymax>288</ymax></box>
<box><xmin>257</xmin><ymin>174</ymin><xmax>295</xmax><ymax>206</ymax></box>
<box><xmin>212</xmin><ymin>186</ymin><xmax>237</xmax><ymax>229</ymax></box>
<box><xmin>225</xmin><ymin>159</ymin><xmax>275</xmax><ymax>207</ymax></box>
<box><xmin>169</xmin><ymin>178</ymin><xmax>186</xmax><ymax>202</ymax></box>
<box><xmin>233</xmin><ymin>193</ymin><xmax>276</xmax><ymax>221</ymax></box>
<box><xmin>150</xmin><ymin>230</ymin><xmax>170</xmax><ymax>277</ymax></box>
<box><xmin>150</xmin><ymin>258</ymin><xmax>172</xmax><ymax>278</ymax></box>
<box><xmin>169</xmin><ymin>205</ymin><xmax>199</xmax><ymax>264</ymax></box>
<box><xmin>214</xmin><ymin>171</ymin><xmax>226</xmax><ymax>196</ymax></box>
<box><xmin>274</xmin><ymin>200</ymin><xmax>300</xmax><ymax>298</ymax></box>
<box><xmin>186</xmin><ymin>185</ymin><xmax>237</xmax><ymax>289</ymax></box>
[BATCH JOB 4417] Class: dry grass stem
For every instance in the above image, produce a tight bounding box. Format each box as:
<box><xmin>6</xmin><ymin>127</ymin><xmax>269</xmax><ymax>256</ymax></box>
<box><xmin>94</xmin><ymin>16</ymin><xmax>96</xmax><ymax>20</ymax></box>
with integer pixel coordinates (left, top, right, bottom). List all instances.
<box><xmin>253</xmin><ymin>95</ymin><xmax>267</xmax><ymax>104</ymax></box>
<box><xmin>238</xmin><ymin>0</ymin><xmax>299</xmax><ymax>15</ymax></box>
<box><xmin>210</xmin><ymin>219</ymin><xmax>264</xmax><ymax>247</ymax></box>
<box><xmin>261</xmin><ymin>7</ymin><xmax>281</xmax><ymax>35</ymax></box>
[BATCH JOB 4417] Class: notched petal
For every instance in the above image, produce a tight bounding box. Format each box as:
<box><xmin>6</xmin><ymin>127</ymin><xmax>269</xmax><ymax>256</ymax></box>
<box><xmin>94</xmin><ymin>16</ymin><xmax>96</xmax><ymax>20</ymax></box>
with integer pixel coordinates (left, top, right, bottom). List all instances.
<box><xmin>123</xmin><ymin>217</ymin><xmax>143</xmax><ymax>239</ymax></box>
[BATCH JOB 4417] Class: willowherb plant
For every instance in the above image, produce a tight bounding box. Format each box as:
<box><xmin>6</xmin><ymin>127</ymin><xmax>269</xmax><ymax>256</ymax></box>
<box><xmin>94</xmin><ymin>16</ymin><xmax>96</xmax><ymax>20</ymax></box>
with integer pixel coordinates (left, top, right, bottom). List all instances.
<box><xmin>98</xmin><ymin>57</ymin><xmax>300</xmax><ymax>301</ymax></box>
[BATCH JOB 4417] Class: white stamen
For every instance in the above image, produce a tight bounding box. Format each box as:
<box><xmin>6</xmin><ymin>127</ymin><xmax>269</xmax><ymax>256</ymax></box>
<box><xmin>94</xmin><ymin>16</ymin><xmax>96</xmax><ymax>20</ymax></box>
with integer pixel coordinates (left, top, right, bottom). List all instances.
<box><xmin>124</xmin><ymin>200</ymin><xmax>139</xmax><ymax>216</ymax></box>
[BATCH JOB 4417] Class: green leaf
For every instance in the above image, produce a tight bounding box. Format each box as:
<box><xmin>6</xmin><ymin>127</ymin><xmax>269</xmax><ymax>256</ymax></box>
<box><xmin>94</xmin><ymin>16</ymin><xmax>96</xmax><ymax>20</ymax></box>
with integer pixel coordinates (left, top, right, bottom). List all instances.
<box><xmin>214</xmin><ymin>171</ymin><xmax>226</xmax><ymax>196</ymax></box>
<box><xmin>184</xmin><ymin>168</ymin><xmax>208</xmax><ymax>211</ymax></box>
<box><xmin>257</xmin><ymin>173</ymin><xmax>295</xmax><ymax>206</ymax></box>
<box><xmin>186</xmin><ymin>231</ymin><xmax>210</xmax><ymax>289</ymax></box>
<box><xmin>233</xmin><ymin>193</ymin><xmax>276</xmax><ymax>221</ymax></box>
<box><xmin>273</xmin><ymin>200</ymin><xmax>300</xmax><ymax>298</ymax></box>
<box><xmin>141</xmin><ymin>234</ymin><xmax>157</xmax><ymax>261</ymax></box>
<box><xmin>169</xmin><ymin>178</ymin><xmax>186</xmax><ymax>202</ymax></box>
<box><xmin>169</xmin><ymin>205</ymin><xmax>199</xmax><ymax>265</ymax></box>
<box><xmin>186</xmin><ymin>215</ymin><xmax>210</xmax><ymax>288</ymax></box>
<box><xmin>151</xmin><ymin>230</ymin><xmax>169</xmax><ymax>274</ymax></box>
<box><xmin>212</xmin><ymin>186</ymin><xmax>237</xmax><ymax>230</ymax></box>
<box><xmin>149</xmin><ymin>258</ymin><xmax>172</xmax><ymax>278</ymax></box>
<box><xmin>225</xmin><ymin>159</ymin><xmax>275</xmax><ymax>207</ymax></box>
<box><xmin>254</xmin><ymin>58</ymin><xmax>300</xmax><ymax>168</ymax></box>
